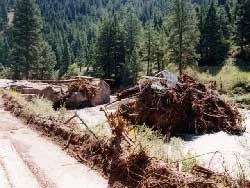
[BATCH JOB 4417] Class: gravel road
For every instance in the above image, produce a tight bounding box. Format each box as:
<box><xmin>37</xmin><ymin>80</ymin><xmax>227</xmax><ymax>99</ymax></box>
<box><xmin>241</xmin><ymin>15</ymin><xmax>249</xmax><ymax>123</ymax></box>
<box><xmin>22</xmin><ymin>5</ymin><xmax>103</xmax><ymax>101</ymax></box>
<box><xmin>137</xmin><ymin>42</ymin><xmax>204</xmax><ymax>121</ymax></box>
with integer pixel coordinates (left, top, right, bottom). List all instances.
<box><xmin>0</xmin><ymin>98</ymin><xmax>108</xmax><ymax>188</ymax></box>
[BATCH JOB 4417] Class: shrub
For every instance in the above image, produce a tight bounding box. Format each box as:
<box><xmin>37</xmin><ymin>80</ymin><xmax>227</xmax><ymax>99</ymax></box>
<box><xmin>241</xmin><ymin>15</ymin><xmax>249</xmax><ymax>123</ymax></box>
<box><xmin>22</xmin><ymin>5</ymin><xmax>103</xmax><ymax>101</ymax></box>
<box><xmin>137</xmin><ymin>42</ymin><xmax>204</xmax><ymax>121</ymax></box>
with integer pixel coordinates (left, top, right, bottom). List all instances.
<box><xmin>0</xmin><ymin>66</ymin><xmax>13</xmax><ymax>79</ymax></box>
<box><xmin>129</xmin><ymin>124</ymin><xmax>166</xmax><ymax>160</ymax></box>
<box><xmin>63</xmin><ymin>63</ymin><xmax>83</xmax><ymax>78</ymax></box>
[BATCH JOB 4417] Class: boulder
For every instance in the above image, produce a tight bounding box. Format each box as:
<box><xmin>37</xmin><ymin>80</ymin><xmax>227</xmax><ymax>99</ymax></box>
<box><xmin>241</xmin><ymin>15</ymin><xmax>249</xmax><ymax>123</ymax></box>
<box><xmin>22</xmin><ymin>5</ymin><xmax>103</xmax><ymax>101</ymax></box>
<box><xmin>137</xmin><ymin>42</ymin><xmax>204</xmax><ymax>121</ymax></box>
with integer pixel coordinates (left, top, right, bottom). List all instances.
<box><xmin>3</xmin><ymin>77</ymin><xmax>111</xmax><ymax>108</ymax></box>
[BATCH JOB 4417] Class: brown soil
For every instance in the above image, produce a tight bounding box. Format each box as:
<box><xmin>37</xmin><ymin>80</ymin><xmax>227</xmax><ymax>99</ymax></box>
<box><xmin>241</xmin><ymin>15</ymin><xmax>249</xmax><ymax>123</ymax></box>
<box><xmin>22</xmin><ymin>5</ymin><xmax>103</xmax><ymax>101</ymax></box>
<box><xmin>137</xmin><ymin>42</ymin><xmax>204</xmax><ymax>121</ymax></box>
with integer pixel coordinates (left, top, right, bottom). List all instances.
<box><xmin>2</xmin><ymin>92</ymin><xmax>246</xmax><ymax>188</ymax></box>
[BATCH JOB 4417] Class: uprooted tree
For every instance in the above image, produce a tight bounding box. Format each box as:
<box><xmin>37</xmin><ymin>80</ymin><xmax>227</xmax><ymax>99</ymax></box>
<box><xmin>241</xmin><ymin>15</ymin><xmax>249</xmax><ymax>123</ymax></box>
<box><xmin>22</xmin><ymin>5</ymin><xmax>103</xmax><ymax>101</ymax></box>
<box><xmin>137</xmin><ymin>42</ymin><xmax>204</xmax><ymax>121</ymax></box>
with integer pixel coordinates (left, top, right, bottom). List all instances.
<box><xmin>115</xmin><ymin>71</ymin><xmax>245</xmax><ymax>138</ymax></box>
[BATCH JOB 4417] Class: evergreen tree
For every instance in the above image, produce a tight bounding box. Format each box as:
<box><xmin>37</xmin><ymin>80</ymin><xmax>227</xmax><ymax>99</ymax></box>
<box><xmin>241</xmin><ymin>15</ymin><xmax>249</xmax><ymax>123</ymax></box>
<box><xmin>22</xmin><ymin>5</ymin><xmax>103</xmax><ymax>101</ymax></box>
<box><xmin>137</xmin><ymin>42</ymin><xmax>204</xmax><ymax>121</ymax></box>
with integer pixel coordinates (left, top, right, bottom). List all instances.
<box><xmin>155</xmin><ymin>29</ymin><xmax>166</xmax><ymax>72</ymax></box>
<box><xmin>235</xmin><ymin>0</ymin><xmax>250</xmax><ymax>54</ymax></box>
<box><xmin>166</xmin><ymin>0</ymin><xmax>199</xmax><ymax>75</ymax></box>
<box><xmin>124</xmin><ymin>10</ymin><xmax>141</xmax><ymax>84</ymax></box>
<box><xmin>225</xmin><ymin>0</ymin><xmax>237</xmax><ymax>38</ymax></box>
<box><xmin>143</xmin><ymin>21</ymin><xmax>157</xmax><ymax>75</ymax></box>
<box><xmin>12</xmin><ymin>0</ymin><xmax>43</xmax><ymax>79</ymax></box>
<box><xmin>85</xmin><ymin>39</ymin><xmax>96</xmax><ymax>74</ymax></box>
<box><xmin>36</xmin><ymin>41</ymin><xmax>56</xmax><ymax>79</ymax></box>
<box><xmin>218</xmin><ymin>5</ymin><xmax>230</xmax><ymax>40</ymax></box>
<box><xmin>59</xmin><ymin>40</ymin><xmax>71</xmax><ymax>78</ymax></box>
<box><xmin>199</xmin><ymin>1</ymin><xmax>229</xmax><ymax>66</ymax></box>
<box><xmin>0</xmin><ymin>2</ymin><xmax>8</xmax><ymax>31</ymax></box>
<box><xmin>95</xmin><ymin>16</ymin><xmax>125</xmax><ymax>85</ymax></box>
<box><xmin>0</xmin><ymin>35</ymin><xmax>9</xmax><ymax>66</ymax></box>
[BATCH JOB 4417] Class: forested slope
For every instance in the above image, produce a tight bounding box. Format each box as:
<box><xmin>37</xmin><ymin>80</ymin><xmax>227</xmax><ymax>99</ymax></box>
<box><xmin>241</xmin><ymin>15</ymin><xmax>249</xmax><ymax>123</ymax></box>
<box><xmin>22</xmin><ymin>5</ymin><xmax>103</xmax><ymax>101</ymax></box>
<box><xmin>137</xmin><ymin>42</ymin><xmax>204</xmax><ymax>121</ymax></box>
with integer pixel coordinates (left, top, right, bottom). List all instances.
<box><xmin>0</xmin><ymin>0</ymin><xmax>249</xmax><ymax>86</ymax></box>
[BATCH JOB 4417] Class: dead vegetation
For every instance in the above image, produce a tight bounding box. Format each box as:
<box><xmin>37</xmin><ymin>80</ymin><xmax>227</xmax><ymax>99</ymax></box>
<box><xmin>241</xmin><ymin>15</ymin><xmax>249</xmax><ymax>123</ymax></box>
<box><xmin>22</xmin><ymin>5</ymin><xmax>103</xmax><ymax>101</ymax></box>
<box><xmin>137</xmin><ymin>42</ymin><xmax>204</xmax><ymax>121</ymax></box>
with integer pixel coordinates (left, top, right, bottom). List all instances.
<box><xmin>63</xmin><ymin>76</ymin><xmax>110</xmax><ymax>108</ymax></box>
<box><xmin>1</xmin><ymin>89</ymin><xmax>248</xmax><ymax>188</ymax></box>
<box><xmin>116</xmin><ymin>73</ymin><xmax>245</xmax><ymax>138</ymax></box>
<box><xmin>5</xmin><ymin>76</ymin><xmax>110</xmax><ymax>109</ymax></box>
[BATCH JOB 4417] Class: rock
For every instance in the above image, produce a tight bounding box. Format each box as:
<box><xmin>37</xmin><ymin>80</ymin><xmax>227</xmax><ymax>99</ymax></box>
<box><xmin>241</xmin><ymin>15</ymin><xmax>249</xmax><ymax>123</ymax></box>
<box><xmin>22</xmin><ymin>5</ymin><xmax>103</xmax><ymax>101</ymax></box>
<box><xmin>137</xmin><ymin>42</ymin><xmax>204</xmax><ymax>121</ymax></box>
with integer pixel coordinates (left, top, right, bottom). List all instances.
<box><xmin>41</xmin><ymin>86</ymin><xmax>65</xmax><ymax>102</ymax></box>
<box><xmin>1</xmin><ymin>77</ymin><xmax>111</xmax><ymax>108</ymax></box>
<box><xmin>67</xmin><ymin>76</ymin><xmax>111</xmax><ymax>107</ymax></box>
<box><xmin>89</xmin><ymin>79</ymin><xmax>111</xmax><ymax>106</ymax></box>
<box><xmin>65</xmin><ymin>92</ymin><xmax>88</xmax><ymax>108</ymax></box>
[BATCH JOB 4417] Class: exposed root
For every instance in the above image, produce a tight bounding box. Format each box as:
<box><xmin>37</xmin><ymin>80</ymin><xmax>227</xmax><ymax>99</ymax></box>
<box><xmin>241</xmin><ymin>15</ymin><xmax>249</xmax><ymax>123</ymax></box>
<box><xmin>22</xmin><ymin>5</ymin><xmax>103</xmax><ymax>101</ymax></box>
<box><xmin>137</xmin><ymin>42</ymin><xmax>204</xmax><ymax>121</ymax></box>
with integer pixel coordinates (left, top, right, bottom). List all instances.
<box><xmin>2</xmin><ymin>92</ymin><xmax>244</xmax><ymax>188</ymax></box>
<box><xmin>115</xmin><ymin>74</ymin><xmax>245</xmax><ymax>136</ymax></box>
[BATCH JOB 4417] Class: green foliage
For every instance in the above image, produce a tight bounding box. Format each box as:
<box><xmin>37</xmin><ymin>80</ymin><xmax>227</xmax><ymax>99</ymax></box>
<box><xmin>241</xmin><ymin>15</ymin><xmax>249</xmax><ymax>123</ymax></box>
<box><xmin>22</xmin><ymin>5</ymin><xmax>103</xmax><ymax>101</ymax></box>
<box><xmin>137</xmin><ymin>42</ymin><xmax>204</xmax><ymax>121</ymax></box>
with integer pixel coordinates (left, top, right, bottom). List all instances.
<box><xmin>6</xmin><ymin>90</ymin><xmax>67</xmax><ymax>120</ymax></box>
<box><xmin>0</xmin><ymin>0</ymin><xmax>248</xmax><ymax>83</ymax></box>
<box><xmin>36</xmin><ymin>41</ymin><xmax>56</xmax><ymax>80</ymax></box>
<box><xmin>123</xmin><ymin>10</ymin><xmax>142</xmax><ymax>85</ymax></box>
<box><xmin>95</xmin><ymin>15</ymin><xmax>125</xmax><ymax>85</ymax></box>
<box><xmin>0</xmin><ymin>1</ymin><xmax>8</xmax><ymax>31</ymax></box>
<box><xmin>198</xmin><ymin>1</ymin><xmax>229</xmax><ymax>66</ymax></box>
<box><xmin>182</xmin><ymin>150</ymin><xmax>198</xmax><ymax>172</ymax></box>
<box><xmin>0</xmin><ymin>35</ymin><xmax>9</xmax><ymax>66</ymax></box>
<box><xmin>11</xmin><ymin>0</ymin><xmax>56</xmax><ymax>80</ymax></box>
<box><xmin>166</xmin><ymin>0</ymin><xmax>199</xmax><ymax>75</ymax></box>
<box><xmin>63</xmin><ymin>63</ymin><xmax>83</xmax><ymax>78</ymax></box>
<box><xmin>59</xmin><ymin>41</ymin><xmax>71</xmax><ymax>78</ymax></box>
<box><xmin>11</xmin><ymin>0</ymin><xmax>43</xmax><ymax>79</ymax></box>
<box><xmin>0</xmin><ymin>66</ymin><xmax>13</xmax><ymax>78</ymax></box>
<box><xmin>130</xmin><ymin>124</ymin><xmax>166</xmax><ymax>160</ymax></box>
<box><xmin>235</xmin><ymin>0</ymin><xmax>250</xmax><ymax>55</ymax></box>
<box><xmin>142</xmin><ymin>21</ymin><xmax>157</xmax><ymax>75</ymax></box>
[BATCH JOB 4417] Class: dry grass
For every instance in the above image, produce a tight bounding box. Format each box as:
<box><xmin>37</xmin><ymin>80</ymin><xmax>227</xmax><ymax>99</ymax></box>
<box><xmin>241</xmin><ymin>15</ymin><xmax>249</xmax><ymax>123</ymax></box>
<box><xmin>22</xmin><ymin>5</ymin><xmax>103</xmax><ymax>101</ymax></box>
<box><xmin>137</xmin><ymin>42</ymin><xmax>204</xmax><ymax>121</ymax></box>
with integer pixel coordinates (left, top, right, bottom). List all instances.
<box><xmin>127</xmin><ymin>124</ymin><xmax>166</xmax><ymax>160</ymax></box>
<box><xmin>162</xmin><ymin>60</ymin><xmax>250</xmax><ymax>92</ymax></box>
<box><xmin>5</xmin><ymin>90</ymin><xmax>65</xmax><ymax>120</ymax></box>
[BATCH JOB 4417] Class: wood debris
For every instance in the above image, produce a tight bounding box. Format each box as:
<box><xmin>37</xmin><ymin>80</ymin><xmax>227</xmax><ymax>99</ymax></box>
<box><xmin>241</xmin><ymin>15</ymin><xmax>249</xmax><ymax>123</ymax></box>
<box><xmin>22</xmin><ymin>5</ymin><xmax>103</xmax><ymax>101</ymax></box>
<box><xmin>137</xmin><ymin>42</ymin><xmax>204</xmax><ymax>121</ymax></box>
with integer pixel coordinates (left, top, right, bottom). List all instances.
<box><xmin>114</xmin><ymin>72</ymin><xmax>245</xmax><ymax>136</ymax></box>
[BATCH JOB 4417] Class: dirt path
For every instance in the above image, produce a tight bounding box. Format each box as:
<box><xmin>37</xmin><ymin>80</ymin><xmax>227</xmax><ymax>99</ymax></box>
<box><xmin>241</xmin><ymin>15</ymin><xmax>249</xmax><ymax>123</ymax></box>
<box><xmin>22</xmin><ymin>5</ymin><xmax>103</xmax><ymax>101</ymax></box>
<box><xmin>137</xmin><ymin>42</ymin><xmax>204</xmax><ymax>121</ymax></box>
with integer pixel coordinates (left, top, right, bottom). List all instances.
<box><xmin>0</xmin><ymin>99</ymin><xmax>108</xmax><ymax>188</ymax></box>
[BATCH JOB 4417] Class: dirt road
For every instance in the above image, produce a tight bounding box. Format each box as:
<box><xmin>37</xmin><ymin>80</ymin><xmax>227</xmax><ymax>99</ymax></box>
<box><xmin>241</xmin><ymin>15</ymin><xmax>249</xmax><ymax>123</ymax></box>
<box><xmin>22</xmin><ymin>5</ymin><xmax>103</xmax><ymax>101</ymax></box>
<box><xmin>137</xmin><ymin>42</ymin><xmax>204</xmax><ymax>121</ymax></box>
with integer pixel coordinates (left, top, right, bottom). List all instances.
<box><xmin>0</xmin><ymin>99</ymin><xmax>108</xmax><ymax>188</ymax></box>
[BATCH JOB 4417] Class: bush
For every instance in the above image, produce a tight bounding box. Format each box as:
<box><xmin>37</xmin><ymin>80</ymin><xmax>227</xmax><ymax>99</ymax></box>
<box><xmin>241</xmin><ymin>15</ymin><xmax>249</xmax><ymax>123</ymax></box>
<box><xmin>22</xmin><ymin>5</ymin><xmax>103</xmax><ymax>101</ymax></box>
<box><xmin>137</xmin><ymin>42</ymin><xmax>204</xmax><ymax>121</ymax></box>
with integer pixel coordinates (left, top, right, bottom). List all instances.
<box><xmin>63</xmin><ymin>63</ymin><xmax>83</xmax><ymax>78</ymax></box>
<box><xmin>129</xmin><ymin>124</ymin><xmax>166</xmax><ymax>160</ymax></box>
<box><xmin>0</xmin><ymin>66</ymin><xmax>13</xmax><ymax>79</ymax></box>
<box><xmin>5</xmin><ymin>90</ymin><xmax>65</xmax><ymax>119</ymax></box>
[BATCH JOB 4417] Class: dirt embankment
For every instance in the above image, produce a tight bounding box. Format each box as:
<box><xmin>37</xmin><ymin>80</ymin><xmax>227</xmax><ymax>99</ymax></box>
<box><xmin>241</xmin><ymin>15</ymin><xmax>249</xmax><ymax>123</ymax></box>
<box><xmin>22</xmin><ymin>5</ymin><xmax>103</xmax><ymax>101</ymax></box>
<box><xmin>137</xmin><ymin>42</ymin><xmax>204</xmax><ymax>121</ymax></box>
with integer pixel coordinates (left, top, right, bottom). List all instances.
<box><xmin>0</xmin><ymin>100</ymin><xmax>107</xmax><ymax>188</ymax></box>
<box><xmin>2</xmin><ymin>92</ymin><xmax>245</xmax><ymax>188</ymax></box>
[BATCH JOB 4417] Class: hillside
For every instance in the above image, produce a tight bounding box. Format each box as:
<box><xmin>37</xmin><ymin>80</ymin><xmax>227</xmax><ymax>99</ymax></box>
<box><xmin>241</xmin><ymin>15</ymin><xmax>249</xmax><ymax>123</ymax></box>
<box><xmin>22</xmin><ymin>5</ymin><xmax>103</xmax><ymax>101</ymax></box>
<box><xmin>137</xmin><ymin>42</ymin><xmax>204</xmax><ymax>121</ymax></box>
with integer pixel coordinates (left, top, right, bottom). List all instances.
<box><xmin>1</xmin><ymin>0</ymin><xmax>249</xmax><ymax>86</ymax></box>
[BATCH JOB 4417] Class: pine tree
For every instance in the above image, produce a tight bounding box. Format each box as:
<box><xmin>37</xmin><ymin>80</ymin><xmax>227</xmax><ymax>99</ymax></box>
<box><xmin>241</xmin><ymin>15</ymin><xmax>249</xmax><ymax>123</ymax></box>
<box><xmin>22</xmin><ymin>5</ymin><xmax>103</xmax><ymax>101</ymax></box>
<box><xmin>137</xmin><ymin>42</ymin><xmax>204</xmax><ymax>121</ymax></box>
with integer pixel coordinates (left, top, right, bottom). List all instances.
<box><xmin>85</xmin><ymin>39</ymin><xmax>96</xmax><ymax>74</ymax></box>
<box><xmin>95</xmin><ymin>15</ymin><xmax>125</xmax><ymax>85</ymax></box>
<box><xmin>225</xmin><ymin>0</ymin><xmax>237</xmax><ymax>38</ymax></box>
<box><xmin>235</xmin><ymin>0</ymin><xmax>250</xmax><ymax>55</ymax></box>
<box><xmin>0</xmin><ymin>2</ymin><xmax>8</xmax><ymax>31</ymax></box>
<box><xmin>155</xmin><ymin>29</ymin><xmax>166</xmax><ymax>72</ymax></box>
<box><xmin>166</xmin><ymin>0</ymin><xmax>199</xmax><ymax>75</ymax></box>
<box><xmin>36</xmin><ymin>41</ymin><xmax>56</xmax><ymax>79</ymax></box>
<box><xmin>0</xmin><ymin>35</ymin><xmax>9</xmax><ymax>66</ymax></box>
<box><xmin>124</xmin><ymin>10</ymin><xmax>141</xmax><ymax>84</ymax></box>
<box><xmin>143</xmin><ymin>21</ymin><xmax>157</xmax><ymax>75</ymax></box>
<box><xmin>199</xmin><ymin>1</ymin><xmax>228</xmax><ymax>66</ymax></box>
<box><xmin>12</xmin><ymin>0</ymin><xmax>43</xmax><ymax>79</ymax></box>
<box><xmin>59</xmin><ymin>40</ymin><xmax>71</xmax><ymax>78</ymax></box>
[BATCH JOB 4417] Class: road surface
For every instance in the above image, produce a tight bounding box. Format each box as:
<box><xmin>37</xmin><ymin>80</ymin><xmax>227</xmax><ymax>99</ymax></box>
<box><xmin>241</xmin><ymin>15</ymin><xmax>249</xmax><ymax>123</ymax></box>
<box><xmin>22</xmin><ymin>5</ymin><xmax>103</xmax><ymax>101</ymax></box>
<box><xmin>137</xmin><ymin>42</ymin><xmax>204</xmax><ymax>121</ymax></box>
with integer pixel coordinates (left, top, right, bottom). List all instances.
<box><xmin>0</xmin><ymin>98</ymin><xmax>108</xmax><ymax>188</ymax></box>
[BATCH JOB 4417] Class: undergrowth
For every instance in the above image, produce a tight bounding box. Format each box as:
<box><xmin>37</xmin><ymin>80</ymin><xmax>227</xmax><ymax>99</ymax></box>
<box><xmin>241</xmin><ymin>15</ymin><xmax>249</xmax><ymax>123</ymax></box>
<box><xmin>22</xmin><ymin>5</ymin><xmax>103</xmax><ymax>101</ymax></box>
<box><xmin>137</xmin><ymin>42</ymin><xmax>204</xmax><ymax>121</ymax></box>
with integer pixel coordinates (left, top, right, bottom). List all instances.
<box><xmin>2</xmin><ymin>90</ymin><xmax>243</xmax><ymax>187</ymax></box>
<box><xmin>168</xmin><ymin>137</ymin><xmax>198</xmax><ymax>172</ymax></box>
<box><xmin>128</xmin><ymin>124</ymin><xmax>166</xmax><ymax>160</ymax></box>
<box><xmin>5</xmin><ymin>90</ymin><xmax>66</xmax><ymax>120</ymax></box>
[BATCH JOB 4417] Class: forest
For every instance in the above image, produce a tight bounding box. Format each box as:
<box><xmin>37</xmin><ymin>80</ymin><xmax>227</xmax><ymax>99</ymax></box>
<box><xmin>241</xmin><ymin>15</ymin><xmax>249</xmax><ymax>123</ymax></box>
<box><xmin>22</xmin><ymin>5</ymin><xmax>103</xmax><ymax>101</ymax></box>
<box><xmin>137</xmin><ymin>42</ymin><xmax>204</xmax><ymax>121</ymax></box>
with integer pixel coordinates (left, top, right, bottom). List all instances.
<box><xmin>0</xmin><ymin>0</ymin><xmax>250</xmax><ymax>86</ymax></box>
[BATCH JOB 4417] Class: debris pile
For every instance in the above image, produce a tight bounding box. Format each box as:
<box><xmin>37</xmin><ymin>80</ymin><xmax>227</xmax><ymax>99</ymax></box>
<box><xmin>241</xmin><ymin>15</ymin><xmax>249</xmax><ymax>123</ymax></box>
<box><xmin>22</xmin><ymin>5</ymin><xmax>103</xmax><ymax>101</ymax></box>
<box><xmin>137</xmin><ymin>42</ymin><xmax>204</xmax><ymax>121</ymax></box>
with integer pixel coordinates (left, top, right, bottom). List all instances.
<box><xmin>3</xmin><ymin>77</ymin><xmax>110</xmax><ymax>109</ymax></box>
<box><xmin>8</xmin><ymin>80</ymin><xmax>66</xmax><ymax>102</ymax></box>
<box><xmin>64</xmin><ymin>76</ymin><xmax>110</xmax><ymax>108</ymax></box>
<box><xmin>2</xmin><ymin>90</ymin><xmax>243</xmax><ymax>187</ymax></box>
<box><xmin>115</xmin><ymin>71</ymin><xmax>245</xmax><ymax>136</ymax></box>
